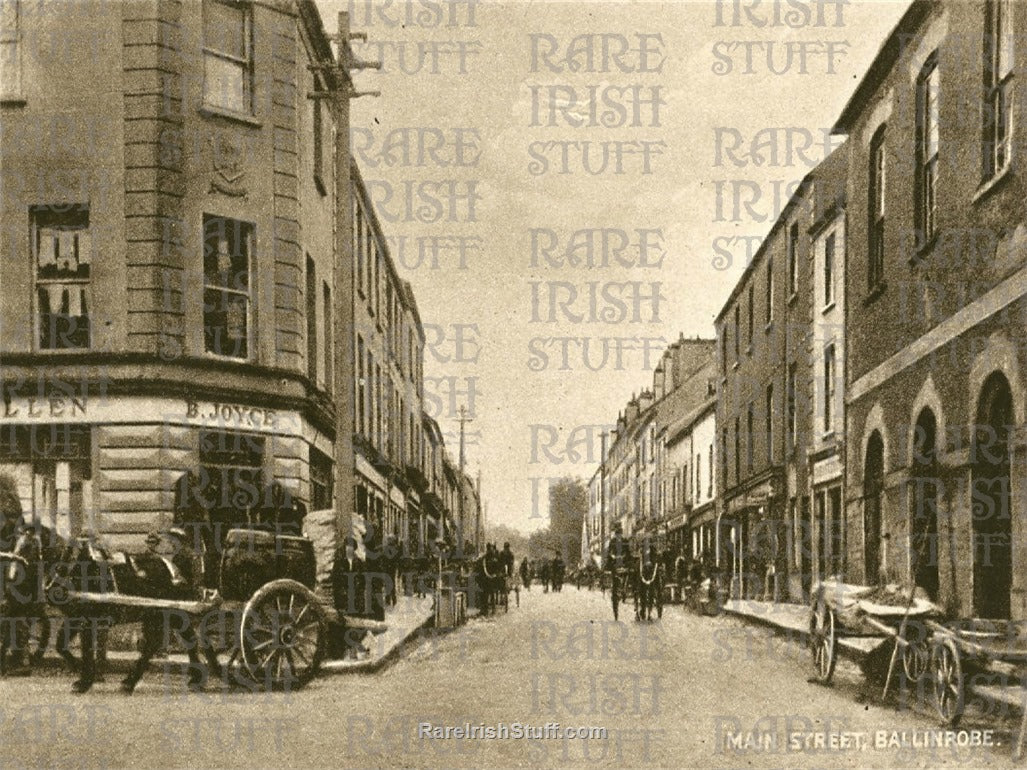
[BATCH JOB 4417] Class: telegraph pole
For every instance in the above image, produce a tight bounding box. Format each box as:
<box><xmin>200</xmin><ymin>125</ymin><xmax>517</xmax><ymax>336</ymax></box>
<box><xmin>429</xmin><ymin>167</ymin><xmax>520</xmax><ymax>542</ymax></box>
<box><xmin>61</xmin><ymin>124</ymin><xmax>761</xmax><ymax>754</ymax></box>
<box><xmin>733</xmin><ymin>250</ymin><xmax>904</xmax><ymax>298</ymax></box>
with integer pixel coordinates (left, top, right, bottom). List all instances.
<box><xmin>309</xmin><ymin>12</ymin><xmax>380</xmax><ymax>546</ymax></box>
<box><xmin>600</xmin><ymin>430</ymin><xmax>608</xmax><ymax>559</ymax></box>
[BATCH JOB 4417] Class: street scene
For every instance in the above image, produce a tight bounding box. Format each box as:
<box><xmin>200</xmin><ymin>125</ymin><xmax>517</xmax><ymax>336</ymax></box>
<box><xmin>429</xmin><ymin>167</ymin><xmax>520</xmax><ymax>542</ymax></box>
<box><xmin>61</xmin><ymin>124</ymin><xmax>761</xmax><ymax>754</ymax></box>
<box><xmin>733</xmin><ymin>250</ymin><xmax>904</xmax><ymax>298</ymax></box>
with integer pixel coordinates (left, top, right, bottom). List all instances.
<box><xmin>1</xmin><ymin>588</ymin><xmax>1019</xmax><ymax>768</ymax></box>
<box><xmin>4</xmin><ymin>0</ymin><xmax>1027</xmax><ymax>767</ymax></box>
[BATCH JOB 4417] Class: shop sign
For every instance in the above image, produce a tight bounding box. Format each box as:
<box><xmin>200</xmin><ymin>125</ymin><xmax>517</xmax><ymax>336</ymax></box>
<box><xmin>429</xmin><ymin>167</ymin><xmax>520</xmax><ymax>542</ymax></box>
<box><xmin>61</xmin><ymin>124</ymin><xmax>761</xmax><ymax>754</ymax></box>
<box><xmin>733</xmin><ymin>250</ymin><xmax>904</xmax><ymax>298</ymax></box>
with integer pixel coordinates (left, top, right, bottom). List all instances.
<box><xmin>2</xmin><ymin>396</ymin><xmax>88</xmax><ymax>419</ymax></box>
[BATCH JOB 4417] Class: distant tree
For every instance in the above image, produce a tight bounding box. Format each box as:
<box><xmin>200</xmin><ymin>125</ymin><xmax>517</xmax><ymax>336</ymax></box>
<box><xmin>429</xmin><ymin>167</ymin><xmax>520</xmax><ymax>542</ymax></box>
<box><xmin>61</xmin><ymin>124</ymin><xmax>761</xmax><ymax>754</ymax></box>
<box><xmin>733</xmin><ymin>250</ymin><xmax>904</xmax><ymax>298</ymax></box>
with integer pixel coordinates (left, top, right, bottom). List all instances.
<box><xmin>525</xmin><ymin>477</ymin><xmax>586</xmax><ymax>564</ymax></box>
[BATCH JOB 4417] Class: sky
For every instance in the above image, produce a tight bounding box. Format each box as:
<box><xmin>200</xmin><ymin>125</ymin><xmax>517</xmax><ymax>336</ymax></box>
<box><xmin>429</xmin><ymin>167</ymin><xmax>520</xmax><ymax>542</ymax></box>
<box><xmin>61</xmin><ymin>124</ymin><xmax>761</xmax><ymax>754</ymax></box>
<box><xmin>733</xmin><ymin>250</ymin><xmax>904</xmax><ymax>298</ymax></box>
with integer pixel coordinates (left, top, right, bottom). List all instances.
<box><xmin>314</xmin><ymin>0</ymin><xmax>912</xmax><ymax>533</ymax></box>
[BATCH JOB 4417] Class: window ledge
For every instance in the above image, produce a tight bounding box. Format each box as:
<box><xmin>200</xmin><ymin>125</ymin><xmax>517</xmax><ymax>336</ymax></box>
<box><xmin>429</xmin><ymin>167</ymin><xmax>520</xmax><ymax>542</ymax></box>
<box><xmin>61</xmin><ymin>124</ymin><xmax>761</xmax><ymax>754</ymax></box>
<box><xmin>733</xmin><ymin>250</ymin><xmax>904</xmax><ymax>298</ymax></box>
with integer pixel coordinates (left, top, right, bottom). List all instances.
<box><xmin>0</xmin><ymin>97</ymin><xmax>27</xmax><ymax>107</ymax></box>
<box><xmin>863</xmin><ymin>281</ymin><xmax>887</xmax><ymax>307</ymax></box>
<box><xmin>822</xmin><ymin>301</ymin><xmax>836</xmax><ymax>315</ymax></box>
<box><xmin>199</xmin><ymin>105</ymin><xmax>262</xmax><ymax>128</ymax></box>
<box><xmin>973</xmin><ymin>165</ymin><xmax>1014</xmax><ymax>205</ymax></box>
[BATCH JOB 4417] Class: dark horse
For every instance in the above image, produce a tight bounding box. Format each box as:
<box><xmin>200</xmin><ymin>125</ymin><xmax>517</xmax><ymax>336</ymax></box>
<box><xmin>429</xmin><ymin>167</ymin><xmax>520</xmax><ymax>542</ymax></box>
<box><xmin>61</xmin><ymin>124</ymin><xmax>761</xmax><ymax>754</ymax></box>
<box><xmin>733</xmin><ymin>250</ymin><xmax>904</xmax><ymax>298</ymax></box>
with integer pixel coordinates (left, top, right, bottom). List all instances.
<box><xmin>634</xmin><ymin>542</ymin><xmax>663</xmax><ymax>622</ymax></box>
<box><xmin>49</xmin><ymin>532</ymin><xmax>222</xmax><ymax>694</ymax></box>
<box><xmin>473</xmin><ymin>546</ymin><xmax>504</xmax><ymax>615</ymax></box>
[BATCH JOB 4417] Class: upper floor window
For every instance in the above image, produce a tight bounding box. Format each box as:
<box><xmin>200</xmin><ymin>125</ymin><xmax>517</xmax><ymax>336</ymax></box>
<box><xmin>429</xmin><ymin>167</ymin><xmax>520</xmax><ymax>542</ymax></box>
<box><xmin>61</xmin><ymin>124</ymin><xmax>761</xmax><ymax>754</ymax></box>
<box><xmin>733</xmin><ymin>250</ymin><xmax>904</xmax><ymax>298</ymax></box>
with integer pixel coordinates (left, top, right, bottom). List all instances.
<box><xmin>868</xmin><ymin>125</ymin><xmax>886</xmax><ymax>290</ymax></box>
<box><xmin>916</xmin><ymin>55</ymin><xmax>939</xmax><ymax>245</ymax></box>
<box><xmin>312</xmin><ymin>75</ymin><xmax>326</xmax><ymax>193</ymax></box>
<box><xmin>765</xmin><ymin>259</ymin><xmax>774</xmax><ymax>325</ymax></box>
<box><xmin>203</xmin><ymin>214</ymin><xmax>252</xmax><ymax>359</ymax></box>
<box><xmin>823</xmin><ymin>232</ymin><xmax>835</xmax><ymax>307</ymax></box>
<box><xmin>306</xmin><ymin>255</ymin><xmax>317</xmax><ymax>381</ymax></box>
<box><xmin>787</xmin><ymin>362</ymin><xmax>797</xmax><ymax>451</ymax></box>
<box><xmin>823</xmin><ymin>344</ymin><xmax>836</xmax><ymax>434</ymax></box>
<box><xmin>746</xmin><ymin>403</ymin><xmax>754</xmax><ymax>475</ymax></box>
<box><xmin>203</xmin><ymin>0</ymin><xmax>253</xmax><ymax>115</ymax></box>
<box><xmin>707</xmin><ymin>444</ymin><xmax>713</xmax><ymax>497</ymax></box>
<box><xmin>766</xmin><ymin>383</ymin><xmax>774</xmax><ymax>464</ymax></box>
<box><xmin>33</xmin><ymin>205</ymin><xmax>91</xmax><ymax>350</ymax></box>
<box><xmin>787</xmin><ymin>222</ymin><xmax>799</xmax><ymax>296</ymax></box>
<box><xmin>747</xmin><ymin>285</ymin><xmax>754</xmax><ymax>350</ymax></box>
<box><xmin>323</xmin><ymin>281</ymin><xmax>333</xmax><ymax>393</ymax></box>
<box><xmin>1</xmin><ymin>0</ymin><xmax>21</xmax><ymax>101</ymax></box>
<box><xmin>984</xmin><ymin>0</ymin><xmax>1014</xmax><ymax>180</ymax></box>
<box><xmin>733</xmin><ymin>305</ymin><xmax>740</xmax><ymax>359</ymax></box>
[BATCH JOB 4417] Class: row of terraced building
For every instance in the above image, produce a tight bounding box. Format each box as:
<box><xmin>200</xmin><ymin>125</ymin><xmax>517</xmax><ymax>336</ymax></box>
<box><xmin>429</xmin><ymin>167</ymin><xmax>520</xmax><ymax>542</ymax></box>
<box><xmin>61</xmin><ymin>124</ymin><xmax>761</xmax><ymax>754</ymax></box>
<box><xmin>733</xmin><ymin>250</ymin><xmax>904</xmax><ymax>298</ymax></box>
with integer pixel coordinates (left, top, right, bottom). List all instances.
<box><xmin>587</xmin><ymin>0</ymin><xmax>1027</xmax><ymax>620</ymax></box>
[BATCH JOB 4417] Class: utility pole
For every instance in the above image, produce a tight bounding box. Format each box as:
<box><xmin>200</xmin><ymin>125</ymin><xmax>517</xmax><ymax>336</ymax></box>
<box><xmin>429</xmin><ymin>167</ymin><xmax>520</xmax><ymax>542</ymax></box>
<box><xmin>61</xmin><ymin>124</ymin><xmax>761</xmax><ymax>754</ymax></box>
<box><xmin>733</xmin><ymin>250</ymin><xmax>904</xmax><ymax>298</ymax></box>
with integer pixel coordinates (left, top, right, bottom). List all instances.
<box><xmin>308</xmin><ymin>12</ymin><xmax>380</xmax><ymax>547</ymax></box>
<box><xmin>457</xmin><ymin>404</ymin><xmax>473</xmax><ymax>554</ymax></box>
<box><xmin>600</xmin><ymin>430</ymin><xmax>607</xmax><ymax>559</ymax></box>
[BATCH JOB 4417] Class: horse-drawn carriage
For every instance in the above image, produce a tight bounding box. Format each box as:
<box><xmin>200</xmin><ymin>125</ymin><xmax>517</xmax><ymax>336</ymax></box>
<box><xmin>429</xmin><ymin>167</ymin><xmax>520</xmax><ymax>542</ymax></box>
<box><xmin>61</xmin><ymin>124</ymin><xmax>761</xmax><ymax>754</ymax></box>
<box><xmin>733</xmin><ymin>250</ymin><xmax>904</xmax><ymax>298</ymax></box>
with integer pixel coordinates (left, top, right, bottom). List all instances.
<box><xmin>0</xmin><ymin>472</ymin><xmax>379</xmax><ymax>691</ymax></box>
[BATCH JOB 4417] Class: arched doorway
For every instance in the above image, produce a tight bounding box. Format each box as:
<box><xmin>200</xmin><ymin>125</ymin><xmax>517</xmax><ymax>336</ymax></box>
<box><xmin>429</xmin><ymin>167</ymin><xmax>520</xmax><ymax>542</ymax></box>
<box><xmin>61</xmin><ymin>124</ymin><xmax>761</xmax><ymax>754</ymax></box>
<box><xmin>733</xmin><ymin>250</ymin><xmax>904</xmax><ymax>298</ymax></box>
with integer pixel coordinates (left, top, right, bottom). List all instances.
<box><xmin>910</xmin><ymin>409</ymin><xmax>940</xmax><ymax>601</ymax></box>
<box><xmin>864</xmin><ymin>432</ymin><xmax>885</xmax><ymax>584</ymax></box>
<box><xmin>972</xmin><ymin>372</ymin><xmax>1014</xmax><ymax>619</ymax></box>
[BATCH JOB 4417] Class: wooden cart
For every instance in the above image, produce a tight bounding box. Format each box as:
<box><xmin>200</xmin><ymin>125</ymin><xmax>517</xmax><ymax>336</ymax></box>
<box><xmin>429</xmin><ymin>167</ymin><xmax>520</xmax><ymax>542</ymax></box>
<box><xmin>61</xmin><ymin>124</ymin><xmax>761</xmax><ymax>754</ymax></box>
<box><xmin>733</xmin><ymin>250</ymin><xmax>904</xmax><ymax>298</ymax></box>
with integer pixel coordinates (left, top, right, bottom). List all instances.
<box><xmin>809</xmin><ymin>579</ymin><xmax>943</xmax><ymax>687</ymax></box>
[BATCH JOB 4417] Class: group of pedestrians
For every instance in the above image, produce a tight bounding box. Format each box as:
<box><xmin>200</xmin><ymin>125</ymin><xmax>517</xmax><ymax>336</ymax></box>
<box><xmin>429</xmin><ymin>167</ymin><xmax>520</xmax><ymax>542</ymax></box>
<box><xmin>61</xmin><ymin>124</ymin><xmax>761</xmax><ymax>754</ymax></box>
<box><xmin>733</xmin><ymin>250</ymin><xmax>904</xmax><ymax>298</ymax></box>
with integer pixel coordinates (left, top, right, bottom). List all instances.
<box><xmin>518</xmin><ymin>552</ymin><xmax>565</xmax><ymax>593</ymax></box>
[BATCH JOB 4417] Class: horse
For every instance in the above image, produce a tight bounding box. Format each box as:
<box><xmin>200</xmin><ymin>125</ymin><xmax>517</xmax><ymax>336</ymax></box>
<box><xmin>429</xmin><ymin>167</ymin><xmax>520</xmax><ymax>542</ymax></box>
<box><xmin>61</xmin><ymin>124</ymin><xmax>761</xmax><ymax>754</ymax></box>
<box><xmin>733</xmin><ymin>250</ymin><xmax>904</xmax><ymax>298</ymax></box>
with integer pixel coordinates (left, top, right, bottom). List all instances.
<box><xmin>634</xmin><ymin>544</ymin><xmax>662</xmax><ymax>622</ymax></box>
<box><xmin>472</xmin><ymin>547</ymin><xmax>503</xmax><ymax>615</ymax></box>
<box><xmin>1</xmin><ymin>524</ymin><xmax>56</xmax><ymax>675</ymax></box>
<box><xmin>49</xmin><ymin>533</ymin><xmax>222</xmax><ymax>694</ymax></box>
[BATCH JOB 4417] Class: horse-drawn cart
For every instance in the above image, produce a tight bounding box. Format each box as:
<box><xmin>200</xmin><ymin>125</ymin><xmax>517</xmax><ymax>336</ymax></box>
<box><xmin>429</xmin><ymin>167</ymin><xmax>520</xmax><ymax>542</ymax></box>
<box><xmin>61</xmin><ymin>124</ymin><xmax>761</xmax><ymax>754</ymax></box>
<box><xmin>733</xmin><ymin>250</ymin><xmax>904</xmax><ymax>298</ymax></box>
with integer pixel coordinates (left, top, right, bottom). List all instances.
<box><xmin>52</xmin><ymin>525</ymin><xmax>329</xmax><ymax>690</ymax></box>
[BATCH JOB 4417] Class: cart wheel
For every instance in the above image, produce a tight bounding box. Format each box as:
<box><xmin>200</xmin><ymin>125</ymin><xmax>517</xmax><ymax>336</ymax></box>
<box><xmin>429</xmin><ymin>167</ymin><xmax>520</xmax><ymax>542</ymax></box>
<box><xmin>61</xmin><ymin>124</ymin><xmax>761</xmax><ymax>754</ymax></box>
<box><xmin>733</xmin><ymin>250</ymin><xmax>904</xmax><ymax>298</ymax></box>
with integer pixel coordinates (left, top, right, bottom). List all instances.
<box><xmin>239</xmin><ymin>579</ymin><xmax>326</xmax><ymax>691</ymax></box>
<box><xmin>931</xmin><ymin>639</ymin><xmax>964</xmax><ymax>727</ymax></box>
<box><xmin>809</xmin><ymin>605</ymin><xmax>837</xmax><ymax>685</ymax></box>
<box><xmin>902</xmin><ymin>639</ymin><xmax>929</xmax><ymax>682</ymax></box>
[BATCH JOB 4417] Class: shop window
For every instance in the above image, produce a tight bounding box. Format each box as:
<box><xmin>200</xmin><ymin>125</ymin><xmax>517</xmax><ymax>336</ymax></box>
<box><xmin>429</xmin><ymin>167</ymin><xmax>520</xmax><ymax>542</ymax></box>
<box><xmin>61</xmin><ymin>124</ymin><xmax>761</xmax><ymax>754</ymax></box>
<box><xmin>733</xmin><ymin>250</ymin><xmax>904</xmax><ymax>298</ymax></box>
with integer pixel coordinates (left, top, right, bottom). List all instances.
<box><xmin>33</xmin><ymin>205</ymin><xmax>91</xmax><ymax>350</ymax></box>
<box><xmin>310</xmin><ymin>447</ymin><xmax>333</xmax><ymax>511</ymax></box>
<box><xmin>203</xmin><ymin>214</ymin><xmax>252</xmax><ymax>359</ymax></box>
<box><xmin>0</xmin><ymin>424</ymin><xmax>92</xmax><ymax>537</ymax></box>
<box><xmin>198</xmin><ymin>430</ymin><xmax>264</xmax><ymax>528</ymax></box>
<box><xmin>203</xmin><ymin>0</ymin><xmax>253</xmax><ymax>114</ymax></box>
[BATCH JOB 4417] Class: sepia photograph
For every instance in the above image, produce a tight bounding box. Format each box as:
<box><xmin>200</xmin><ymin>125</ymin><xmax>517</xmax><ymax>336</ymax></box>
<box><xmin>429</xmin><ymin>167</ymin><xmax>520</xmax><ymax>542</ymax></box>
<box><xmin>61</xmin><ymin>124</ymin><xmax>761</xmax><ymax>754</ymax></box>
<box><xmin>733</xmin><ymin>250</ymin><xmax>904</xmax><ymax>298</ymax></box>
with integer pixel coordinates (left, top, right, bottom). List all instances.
<box><xmin>1</xmin><ymin>0</ymin><xmax>1026</xmax><ymax>766</ymax></box>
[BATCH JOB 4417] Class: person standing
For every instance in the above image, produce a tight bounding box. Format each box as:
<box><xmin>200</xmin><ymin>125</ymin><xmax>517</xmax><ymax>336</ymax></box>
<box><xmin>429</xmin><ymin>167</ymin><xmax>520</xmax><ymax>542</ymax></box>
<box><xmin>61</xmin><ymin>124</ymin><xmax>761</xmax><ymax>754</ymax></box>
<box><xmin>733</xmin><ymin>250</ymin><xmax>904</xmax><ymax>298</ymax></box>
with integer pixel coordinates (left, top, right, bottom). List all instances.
<box><xmin>519</xmin><ymin>558</ymin><xmax>531</xmax><ymax>590</ymax></box>
<box><xmin>604</xmin><ymin>524</ymin><xmax>631</xmax><ymax>621</ymax></box>
<box><xmin>540</xmin><ymin>558</ymin><xmax>551</xmax><ymax>593</ymax></box>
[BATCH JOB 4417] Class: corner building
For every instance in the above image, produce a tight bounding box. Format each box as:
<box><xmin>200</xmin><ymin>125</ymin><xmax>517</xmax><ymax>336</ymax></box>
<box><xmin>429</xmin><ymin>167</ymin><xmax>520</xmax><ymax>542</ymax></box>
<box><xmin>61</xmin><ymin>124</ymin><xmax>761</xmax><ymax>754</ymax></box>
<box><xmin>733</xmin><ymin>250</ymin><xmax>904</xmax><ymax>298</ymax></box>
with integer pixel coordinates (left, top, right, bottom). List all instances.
<box><xmin>0</xmin><ymin>0</ymin><xmax>348</xmax><ymax>549</ymax></box>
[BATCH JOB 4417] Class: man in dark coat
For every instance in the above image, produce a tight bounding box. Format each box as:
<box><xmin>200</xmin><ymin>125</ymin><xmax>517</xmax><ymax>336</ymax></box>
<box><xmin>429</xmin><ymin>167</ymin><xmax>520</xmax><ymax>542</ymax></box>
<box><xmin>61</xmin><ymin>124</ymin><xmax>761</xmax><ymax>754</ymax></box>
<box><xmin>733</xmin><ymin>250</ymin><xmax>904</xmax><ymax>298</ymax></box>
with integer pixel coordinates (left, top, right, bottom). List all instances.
<box><xmin>604</xmin><ymin>524</ymin><xmax>631</xmax><ymax>621</ymax></box>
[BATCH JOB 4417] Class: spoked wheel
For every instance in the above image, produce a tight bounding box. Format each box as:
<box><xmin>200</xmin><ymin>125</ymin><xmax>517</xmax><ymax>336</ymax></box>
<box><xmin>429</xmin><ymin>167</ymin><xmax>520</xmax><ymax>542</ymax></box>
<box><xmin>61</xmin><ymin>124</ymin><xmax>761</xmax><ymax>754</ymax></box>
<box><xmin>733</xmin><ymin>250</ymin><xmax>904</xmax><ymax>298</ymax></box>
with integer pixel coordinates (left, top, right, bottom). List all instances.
<box><xmin>902</xmin><ymin>639</ymin><xmax>930</xmax><ymax>682</ymax></box>
<box><xmin>809</xmin><ymin>604</ymin><xmax>837</xmax><ymax>684</ymax></box>
<box><xmin>239</xmin><ymin>579</ymin><xmax>326</xmax><ymax>691</ymax></box>
<box><xmin>932</xmin><ymin>639</ymin><xmax>964</xmax><ymax>726</ymax></box>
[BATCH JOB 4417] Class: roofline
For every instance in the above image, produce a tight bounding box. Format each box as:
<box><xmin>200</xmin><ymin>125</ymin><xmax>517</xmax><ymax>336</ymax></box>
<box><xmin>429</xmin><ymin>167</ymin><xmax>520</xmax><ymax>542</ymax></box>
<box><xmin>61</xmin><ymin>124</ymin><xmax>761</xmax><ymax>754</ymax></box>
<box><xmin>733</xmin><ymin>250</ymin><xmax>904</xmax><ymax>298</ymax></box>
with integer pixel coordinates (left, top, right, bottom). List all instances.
<box><xmin>713</xmin><ymin>141</ymin><xmax>848</xmax><ymax>326</ymax></box>
<box><xmin>832</xmin><ymin>1</ymin><xmax>935</xmax><ymax>134</ymax></box>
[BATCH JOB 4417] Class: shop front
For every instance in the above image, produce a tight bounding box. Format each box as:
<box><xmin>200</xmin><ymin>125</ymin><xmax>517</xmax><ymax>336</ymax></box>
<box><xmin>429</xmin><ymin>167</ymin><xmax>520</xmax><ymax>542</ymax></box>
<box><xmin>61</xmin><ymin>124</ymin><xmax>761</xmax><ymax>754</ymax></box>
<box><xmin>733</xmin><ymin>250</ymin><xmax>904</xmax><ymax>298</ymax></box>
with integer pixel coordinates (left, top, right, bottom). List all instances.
<box><xmin>0</xmin><ymin>393</ymin><xmax>335</xmax><ymax>551</ymax></box>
